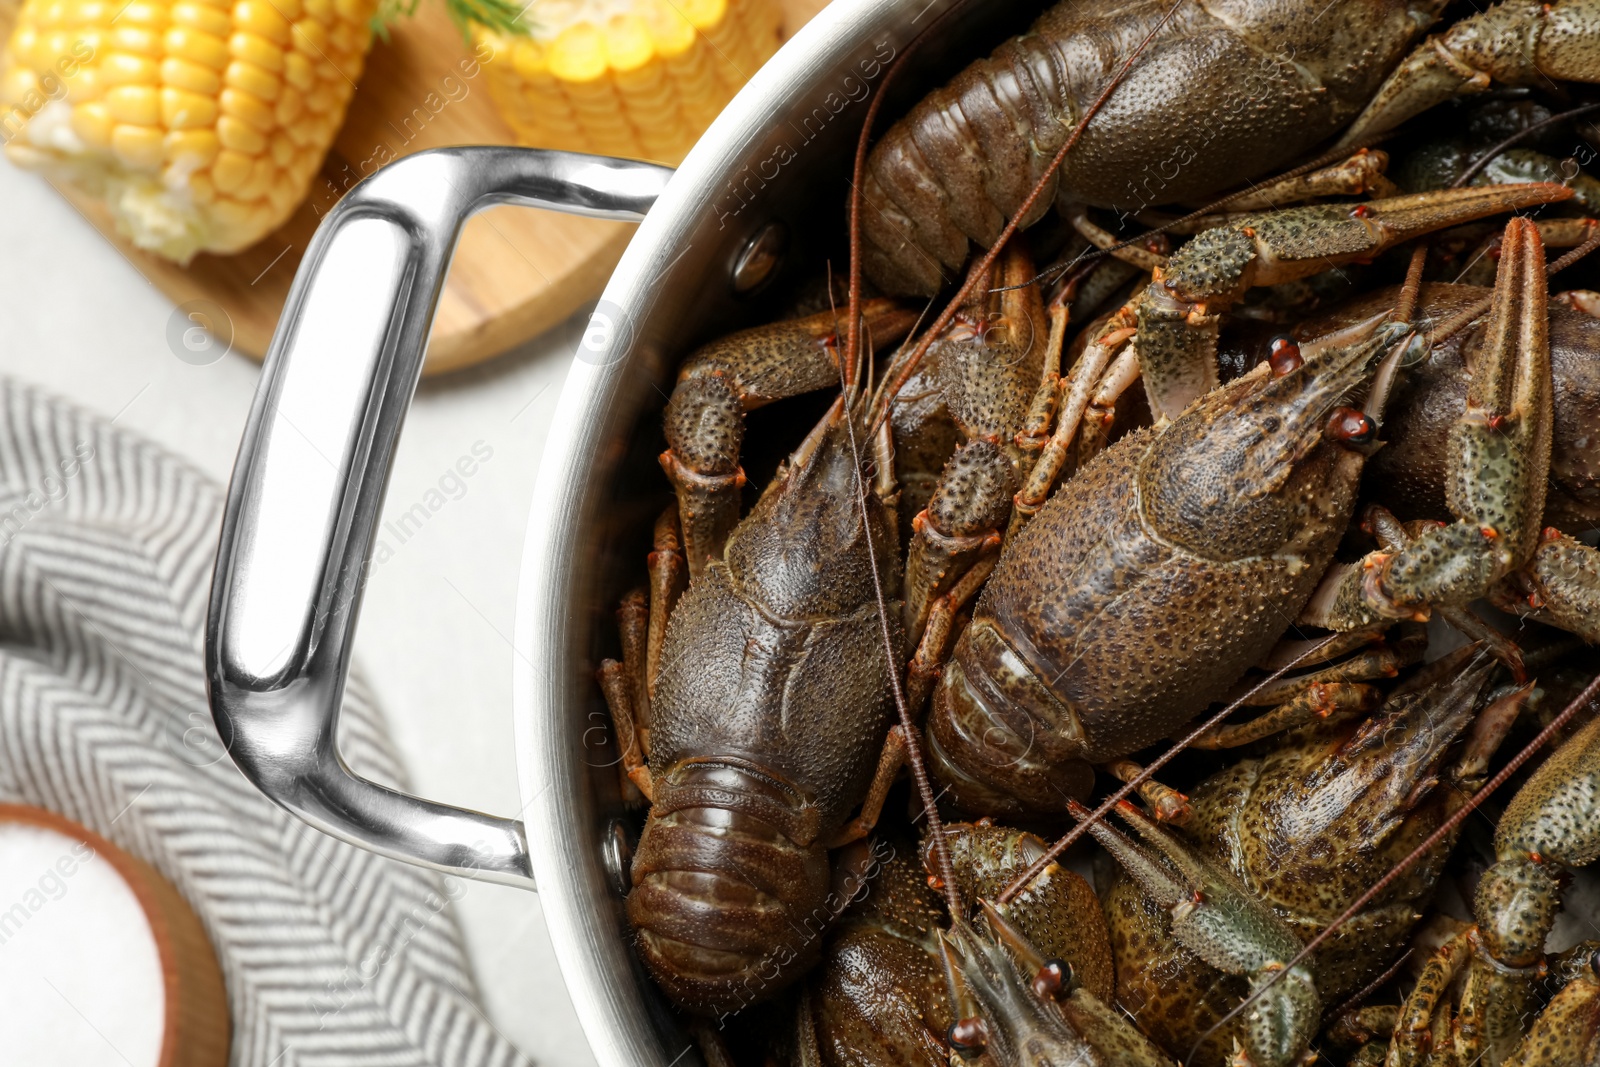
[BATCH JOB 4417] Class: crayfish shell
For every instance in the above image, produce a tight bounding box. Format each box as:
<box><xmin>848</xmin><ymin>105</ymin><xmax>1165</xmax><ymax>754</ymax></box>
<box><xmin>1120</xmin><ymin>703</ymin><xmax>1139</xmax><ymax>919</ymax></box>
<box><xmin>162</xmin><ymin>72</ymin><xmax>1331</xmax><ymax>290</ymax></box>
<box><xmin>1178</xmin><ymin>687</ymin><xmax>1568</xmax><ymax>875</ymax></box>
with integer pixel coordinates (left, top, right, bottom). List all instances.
<box><xmin>627</xmin><ymin>762</ymin><xmax>832</xmax><ymax>1016</ymax></box>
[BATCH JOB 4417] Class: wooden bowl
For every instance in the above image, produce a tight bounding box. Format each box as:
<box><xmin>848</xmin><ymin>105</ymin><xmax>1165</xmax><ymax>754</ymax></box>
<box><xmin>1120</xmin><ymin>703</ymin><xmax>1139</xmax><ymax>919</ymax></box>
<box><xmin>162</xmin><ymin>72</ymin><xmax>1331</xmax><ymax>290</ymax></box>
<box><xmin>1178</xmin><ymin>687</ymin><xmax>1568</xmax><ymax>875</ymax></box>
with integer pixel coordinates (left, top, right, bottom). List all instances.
<box><xmin>0</xmin><ymin>804</ymin><xmax>229</xmax><ymax>1067</ymax></box>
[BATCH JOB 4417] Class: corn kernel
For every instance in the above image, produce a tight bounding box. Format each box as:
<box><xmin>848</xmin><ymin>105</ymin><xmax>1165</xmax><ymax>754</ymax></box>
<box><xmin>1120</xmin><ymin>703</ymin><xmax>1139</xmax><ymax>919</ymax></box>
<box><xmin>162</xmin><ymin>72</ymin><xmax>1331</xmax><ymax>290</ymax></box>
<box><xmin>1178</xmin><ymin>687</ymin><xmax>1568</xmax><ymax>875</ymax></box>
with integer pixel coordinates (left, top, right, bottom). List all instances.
<box><xmin>233</xmin><ymin>1</ymin><xmax>290</xmax><ymax>45</ymax></box>
<box><xmin>215</xmin><ymin>112</ymin><xmax>264</xmax><ymax>151</ymax></box>
<box><xmin>101</xmin><ymin>52</ymin><xmax>161</xmax><ymax>85</ymax></box>
<box><xmin>303</xmin><ymin>79</ymin><xmax>338</xmax><ymax>113</ymax></box>
<box><xmin>222</xmin><ymin>58</ymin><xmax>278</xmax><ymax>100</ymax></box>
<box><xmin>165</xmin><ymin>126</ymin><xmax>219</xmax><ymax>165</ymax></box>
<box><xmin>235</xmin><ymin>154</ymin><xmax>269</xmax><ymax>197</ymax></box>
<box><xmin>268</xmin><ymin>130</ymin><xmax>292</xmax><ymax>164</ymax></box>
<box><xmin>267</xmin><ymin>174</ymin><xmax>297</xmax><ymax>213</ymax></box>
<box><xmin>39</xmin><ymin>29</ymin><xmax>73</xmax><ymax>61</ymax></box>
<box><xmin>2</xmin><ymin>67</ymin><xmax>37</xmax><ymax>101</ymax></box>
<box><xmin>548</xmin><ymin>24</ymin><xmax>606</xmax><ymax>82</ymax></box>
<box><xmin>511</xmin><ymin>39</ymin><xmax>546</xmax><ymax>79</ymax></box>
<box><xmin>160</xmin><ymin>56</ymin><xmax>221</xmax><ymax>94</ymax></box>
<box><xmin>70</xmin><ymin>37</ymin><xmax>105</xmax><ymax>77</ymax></box>
<box><xmin>273</xmin><ymin>84</ymin><xmax>301</xmax><ymax>123</ymax></box>
<box><xmin>111</xmin><ymin>122</ymin><xmax>164</xmax><ymax>166</ymax></box>
<box><xmin>209</xmin><ymin>146</ymin><xmax>251</xmax><ymax>191</ymax></box>
<box><xmin>167</xmin><ymin>26</ymin><xmax>229</xmax><ymax>69</ymax></box>
<box><xmin>107</xmin><ymin>26</ymin><xmax>163</xmax><ymax>55</ymax></box>
<box><xmin>301</xmin><ymin>0</ymin><xmax>331</xmax><ymax>21</ymax></box>
<box><xmin>289</xmin><ymin>17</ymin><xmax>326</xmax><ymax>54</ymax></box>
<box><xmin>209</xmin><ymin>194</ymin><xmax>251</xmax><ymax>226</ymax></box>
<box><xmin>219</xmin><ymin>85</ymin><xmax>273</xmax><ymax>129</ymax></box>
<box><xmin>170</xmin><ymin>2</ymin><xmax>231</xmax><ymax>36</ymax></box>
<box><xmin>187</xmin><ymin>171</ymin><xmax>214</xmax><ymax>203</ymax></box>
<box><xmin>273</xmin><ymin>0</ymin><xmax>302</xmax><ymax>18</ymax></box>
<box><xmin>70</xmin><ymin>101</ymin><xmax>113</xmax><ymax>145</ymax></box>
<box><xmin>603</xmin><ymin>15</ymin><xmax>653</xmax><ymax>73</ymax></box>
<box><xmin>282</xmin><ymin>112</ymin><xmax>316</xmax><ymax>144</ymax></box>
<box><xmin>281</xmin><ymin>49</ymin><xmax>313</xmax><ymax>90</ymax></box>
<box><xmin>161</xmin><ymin>86</ymin><xmax>217</xmax><ymax>126</ymax></box>
<box><xmin>640</xmin><ymin>1</ymin><xmax>695</xmax><ymax>58</ymax></box>
<box><xmin>678</xmin><ymin>0</ymin><xmax>725</xmax><ymax>30</ymax></box>
<box><xmin>116</xmin><ymin>1</ymin><xmax>168</xmax><ymax>27</ymax></box>
<box><xmin>228</xmin><ymin>30</ymin><xmax>283</xmax><ymax>71</ymax></box>
<box><xmin>105</xmin><ymin>83</ymin><xmax>160</xmax><ymax>123</ymax></box>
<box><xmin>327</xmin><ymin>22</ymin><xmax>360</xmax><ymax>53</ymax></box>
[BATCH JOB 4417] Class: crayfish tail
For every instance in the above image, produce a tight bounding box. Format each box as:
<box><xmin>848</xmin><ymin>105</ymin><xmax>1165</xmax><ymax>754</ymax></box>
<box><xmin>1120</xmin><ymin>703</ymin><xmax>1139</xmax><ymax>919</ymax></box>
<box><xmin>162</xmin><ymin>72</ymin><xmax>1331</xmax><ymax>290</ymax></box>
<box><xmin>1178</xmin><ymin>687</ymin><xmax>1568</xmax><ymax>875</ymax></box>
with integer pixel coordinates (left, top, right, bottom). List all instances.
<box><xmin>626</xmin><ymin>762</ymin><xmax>832</xmax><ymax>1017</ymax></box>
<box><xmin>925</xmin><ymin>621</ymin><xmax>1094</xmax><ymax>818</ymax></box>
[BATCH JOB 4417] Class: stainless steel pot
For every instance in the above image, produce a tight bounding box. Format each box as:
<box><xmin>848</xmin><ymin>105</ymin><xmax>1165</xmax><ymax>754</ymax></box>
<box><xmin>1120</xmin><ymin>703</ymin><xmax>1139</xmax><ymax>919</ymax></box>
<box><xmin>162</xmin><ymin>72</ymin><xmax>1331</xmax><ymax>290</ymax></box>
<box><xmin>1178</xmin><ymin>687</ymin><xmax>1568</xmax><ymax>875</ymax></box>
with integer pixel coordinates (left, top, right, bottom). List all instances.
<box><xmin>204</xmin><ymin>3</ymin><xmax>1031</xmax><ymax>1065</ymax></box>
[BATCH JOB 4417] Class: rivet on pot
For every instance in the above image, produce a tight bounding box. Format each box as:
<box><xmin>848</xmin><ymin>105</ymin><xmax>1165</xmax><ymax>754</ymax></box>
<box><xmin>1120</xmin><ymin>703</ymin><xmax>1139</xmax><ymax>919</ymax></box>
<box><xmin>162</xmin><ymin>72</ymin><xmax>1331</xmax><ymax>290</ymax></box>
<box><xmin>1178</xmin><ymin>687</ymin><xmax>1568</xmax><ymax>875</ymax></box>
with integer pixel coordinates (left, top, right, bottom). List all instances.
<box><xmin>601</xmin><ymin>818</ymin><xmax>635</xmax><ymax>896</ymax></box>
<box><xmin>731</xmin><ymin>222</ymin><xmax>788</xmax><ymax>295</ymax></box>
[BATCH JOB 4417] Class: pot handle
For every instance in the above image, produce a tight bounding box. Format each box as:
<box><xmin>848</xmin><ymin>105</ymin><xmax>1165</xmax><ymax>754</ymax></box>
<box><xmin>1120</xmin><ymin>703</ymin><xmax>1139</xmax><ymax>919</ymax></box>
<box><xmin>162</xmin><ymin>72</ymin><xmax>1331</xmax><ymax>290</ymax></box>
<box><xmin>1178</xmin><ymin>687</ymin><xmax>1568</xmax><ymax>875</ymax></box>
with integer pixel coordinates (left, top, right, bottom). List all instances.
<box><xmin>205</xmin><ymin>147</ymin><xmax>672</xmax><ymax>890</ymax></box>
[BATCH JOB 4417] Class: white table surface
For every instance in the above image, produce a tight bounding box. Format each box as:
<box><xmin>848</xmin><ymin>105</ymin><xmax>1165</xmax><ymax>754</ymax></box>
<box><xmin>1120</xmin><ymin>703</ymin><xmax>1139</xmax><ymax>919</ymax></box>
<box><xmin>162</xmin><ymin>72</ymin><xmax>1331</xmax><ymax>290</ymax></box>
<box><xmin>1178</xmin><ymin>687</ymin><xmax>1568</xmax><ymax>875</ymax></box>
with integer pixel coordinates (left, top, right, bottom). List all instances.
<box><xmin>0</xmin><ymin>161</ymin><xmax>600</xmax><ymax>1067</ymax></box>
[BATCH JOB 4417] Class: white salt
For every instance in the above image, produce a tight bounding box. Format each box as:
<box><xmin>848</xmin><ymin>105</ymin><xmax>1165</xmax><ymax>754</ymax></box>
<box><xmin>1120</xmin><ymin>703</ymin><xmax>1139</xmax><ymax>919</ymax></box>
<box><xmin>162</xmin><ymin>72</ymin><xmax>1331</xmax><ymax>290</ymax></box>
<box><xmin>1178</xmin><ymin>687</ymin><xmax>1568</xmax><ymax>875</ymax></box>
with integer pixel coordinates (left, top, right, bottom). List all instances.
<box><xmin>0</xmin><ymin>821</ymin><xmax>165</xmax><ymax>1066</ymax></box>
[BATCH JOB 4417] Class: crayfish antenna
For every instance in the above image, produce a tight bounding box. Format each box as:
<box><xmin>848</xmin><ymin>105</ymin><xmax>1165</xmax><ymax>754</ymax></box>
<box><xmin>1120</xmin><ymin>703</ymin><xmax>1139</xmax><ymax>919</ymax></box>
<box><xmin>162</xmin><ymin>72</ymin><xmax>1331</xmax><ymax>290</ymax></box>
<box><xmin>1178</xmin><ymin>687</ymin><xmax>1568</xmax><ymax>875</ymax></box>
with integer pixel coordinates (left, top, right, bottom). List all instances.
<box><xmin>1452</xmin><ymin>101</ymin><xmax>1600</xmax><ymax>188</ymax></box>
<box><xmin>833</xmin><ymin>26</ymin><xmax>965</xmax><ymax>917</ymax></box>
<box><xmin>1359</xmin><ymin>244</ymin><xmax>1429</xmax><ymax>424</ymax></box>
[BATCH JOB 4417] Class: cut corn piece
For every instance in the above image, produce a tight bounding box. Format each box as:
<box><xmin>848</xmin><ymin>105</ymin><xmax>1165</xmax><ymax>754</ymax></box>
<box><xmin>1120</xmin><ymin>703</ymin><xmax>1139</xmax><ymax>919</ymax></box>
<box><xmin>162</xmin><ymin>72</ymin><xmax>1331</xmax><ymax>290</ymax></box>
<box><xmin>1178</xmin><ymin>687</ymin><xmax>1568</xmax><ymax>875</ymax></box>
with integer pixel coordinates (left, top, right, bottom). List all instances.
<box><xmin>476</xmin><ymin>0</ymin><xmax>782</xmax><ymax>166</ymax></box>
<box><xmin>1</xmin><ymin>0</ymin><xmax>375</xmax><ymax>261</ymax></box>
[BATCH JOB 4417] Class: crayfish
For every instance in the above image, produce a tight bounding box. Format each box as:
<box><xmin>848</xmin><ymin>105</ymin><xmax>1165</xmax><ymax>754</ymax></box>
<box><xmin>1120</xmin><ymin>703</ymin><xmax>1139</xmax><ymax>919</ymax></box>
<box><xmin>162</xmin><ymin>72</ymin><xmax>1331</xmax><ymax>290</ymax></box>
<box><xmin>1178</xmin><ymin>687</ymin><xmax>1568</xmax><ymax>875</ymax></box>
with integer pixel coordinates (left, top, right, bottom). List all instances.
<box><xmin>591</xmin><ymin>3</ymin><xmax>1600</xmax><ymax>1065</ymax></box>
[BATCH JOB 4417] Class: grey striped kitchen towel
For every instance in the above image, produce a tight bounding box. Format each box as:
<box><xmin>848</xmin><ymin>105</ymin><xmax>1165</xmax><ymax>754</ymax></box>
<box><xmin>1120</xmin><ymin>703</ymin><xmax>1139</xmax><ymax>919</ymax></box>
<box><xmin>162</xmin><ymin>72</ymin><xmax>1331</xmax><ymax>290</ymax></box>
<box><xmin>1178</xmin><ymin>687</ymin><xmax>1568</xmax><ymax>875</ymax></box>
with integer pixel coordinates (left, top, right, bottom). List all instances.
<box><xmin>0</xmin><ymin>379</ymin><xmax>535</xmax><ymax>1067</ymax></box>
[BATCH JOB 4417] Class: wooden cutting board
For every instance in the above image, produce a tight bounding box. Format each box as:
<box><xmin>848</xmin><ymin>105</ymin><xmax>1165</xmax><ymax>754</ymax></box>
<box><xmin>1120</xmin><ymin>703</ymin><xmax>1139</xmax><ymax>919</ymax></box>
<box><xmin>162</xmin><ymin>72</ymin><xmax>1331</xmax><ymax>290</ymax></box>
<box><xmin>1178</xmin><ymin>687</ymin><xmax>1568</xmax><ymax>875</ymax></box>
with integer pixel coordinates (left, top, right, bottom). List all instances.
<box><xmin>0</xmin><ymin>0</ymin><xmax>831</xmax><ymax>376</ymax></box>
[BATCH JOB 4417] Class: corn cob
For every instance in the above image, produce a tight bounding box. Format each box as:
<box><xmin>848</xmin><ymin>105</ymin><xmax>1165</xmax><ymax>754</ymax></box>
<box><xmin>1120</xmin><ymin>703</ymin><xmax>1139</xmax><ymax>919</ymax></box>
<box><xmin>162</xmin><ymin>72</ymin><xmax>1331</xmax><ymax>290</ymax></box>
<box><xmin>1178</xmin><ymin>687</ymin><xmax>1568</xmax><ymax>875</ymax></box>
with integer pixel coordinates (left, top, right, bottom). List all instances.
<box><xmin>0</xmin><ymin>0</ymin><xmax>377</xmax><ymax>261</ymax></box>
<box><xmin>477</xmin><ymin>0</ymin><xmax>782</xmax><ymax>166</ymax></box>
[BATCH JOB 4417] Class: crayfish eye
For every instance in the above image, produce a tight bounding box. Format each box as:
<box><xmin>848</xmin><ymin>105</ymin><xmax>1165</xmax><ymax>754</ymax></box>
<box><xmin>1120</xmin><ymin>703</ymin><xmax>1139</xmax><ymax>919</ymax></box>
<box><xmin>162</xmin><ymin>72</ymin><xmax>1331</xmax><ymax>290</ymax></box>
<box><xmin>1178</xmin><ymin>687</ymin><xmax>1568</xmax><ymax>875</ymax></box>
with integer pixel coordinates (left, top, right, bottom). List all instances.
<box><xmin>1325</xmin><ymin>406</ymin><xmax>1376</xmax><ymax>447</ymax></box>
<box><xmin>1267</xmin><ymin>336</ymin><xmax>1302</xmax><ymax>377</ymax></box>
<box><xmin>948</xmin><ymin>1016</ymin><xmax>989</xmax><ymax>1059</ymax></box>
<box><xmin>1031</xmin><ymin>958</ymin><xmax>1073</xmax><ymax>1001</ymax></box>
<box><xmin>1590</xmin><ymin>948</ymin><xmax>1600</xmax><ymax>980</ymax></box>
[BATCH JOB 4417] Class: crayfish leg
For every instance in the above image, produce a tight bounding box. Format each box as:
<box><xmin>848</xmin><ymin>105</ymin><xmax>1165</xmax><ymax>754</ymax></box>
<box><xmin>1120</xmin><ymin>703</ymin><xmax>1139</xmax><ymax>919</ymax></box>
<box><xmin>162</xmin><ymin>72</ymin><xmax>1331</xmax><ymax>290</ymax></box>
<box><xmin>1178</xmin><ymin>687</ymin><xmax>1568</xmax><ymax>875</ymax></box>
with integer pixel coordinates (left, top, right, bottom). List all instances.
<box><xmin>825</xmin><ymin>725</ymin><xmax>909</xmax><ymax>849</ymax></box>
<box><xmin>1136</xmin><ymin>184</ymin><xmax>1569</xmax><ymax>424</ymax></box>
<box><xmin>600</xmin><ymin>510</ymin><xmax>690</xmax><ymax>805</ymax></box>
<box><xmin>1491</xmin><ymin>529</ymin><xmax>1600</xmax><ymax>644</ymax></box>
<box><xmin>903</xmin><ymin>442</ymin><xmax>1009</xmax><ymax>647</ymax></box>
<box><xmin>1075</xmin><ymin>345</ymin><xmax>1141</xmax><ymax>468</ymax></box>
<box><xmin>645</xmin><ymin>505</ymin><xmax>687</xmax><ymax>705</ymax></box>
<box><xmin>1074</xmin><ymin>801</ymin><xmax>1319</xmax><ymax>1067</ymax></box>
<box><xmin>1337</xmin><ymin>0</ymin><xmax>1600</xmax><ymax>152</ymax></box>
<box><xmin>1104</xmin><ymin>760</ymin><xmax>1191</xmax><ymax>825</ymax></box>
<box><xmin>1011</xmin><ymin>306</ymin><xmax>1136</xmax><ymax>526</ymax></box>
<box><xmin>1307</xmin><ymin>218</ymin><xmax>1560</xmax><ymax>632</ymax></box>
<box><xmin>1215</xmin><ymin>149</ymin><xmax>1397</xmax><ymax>215</ymax></box>
<box><xmin>1389</xmin><ymin>932</ymin><xmax>1473</xmax><ymax>1067</ymax></box>
<box><xmin>1505</xmin><ymin>948</ymin><xmax>1600</xmax><ymax>1066</ymax></box>
<box><xmin>597</xmin><ymin>653</ymin><xmax>652</xmax><ymax>804</ymax></box>
<box><xmin>662</xmin><ymin>303</ymin><xmax>917</xmax><ymax>575</ymax></box>
<box><xmin>1188</xmin><ymin>683</ymin><xmax>1383</xmax><ymax>750</ymax></box>
<box><xmin>906</xmin><ymin>558</ymin><xmax>989</xmax><ymax>717</ymax></box>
